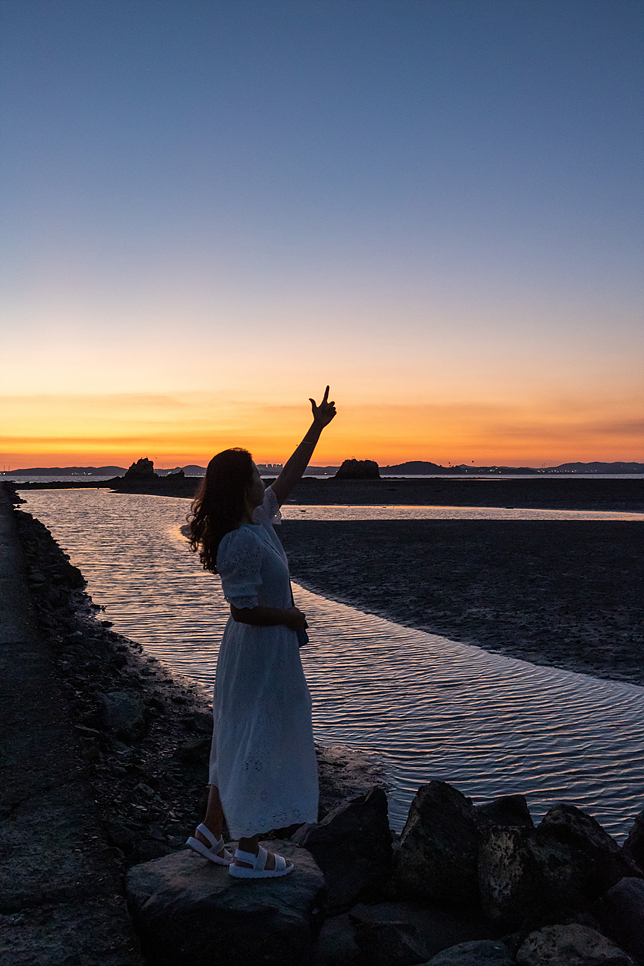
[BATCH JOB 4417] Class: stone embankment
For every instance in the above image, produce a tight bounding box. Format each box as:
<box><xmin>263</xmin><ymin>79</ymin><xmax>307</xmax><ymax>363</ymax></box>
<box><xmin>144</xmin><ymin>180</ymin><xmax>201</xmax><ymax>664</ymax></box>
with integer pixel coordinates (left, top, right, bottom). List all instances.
<box><xmin>0</xmin><ymin>485</ymin><xmax>142</xmax><ymax>964</ymax></box>
<box><xmin>2</xmin><ymin>482</ymin><xmax>644</xmax><ymax>966</ymax></box>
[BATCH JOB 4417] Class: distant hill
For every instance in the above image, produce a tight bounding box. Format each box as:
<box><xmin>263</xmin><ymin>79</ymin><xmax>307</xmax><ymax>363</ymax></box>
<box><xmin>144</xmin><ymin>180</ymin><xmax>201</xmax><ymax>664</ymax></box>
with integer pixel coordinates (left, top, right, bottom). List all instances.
<box><xmin>384</xmin><ymin>461</ymin><xmax>538</xmax><ymax>475</ymax></box>
<box><xmin>173</xmin><ymin>465</ymin><xmax>206</xmax><ymax>476</ymax></box>
<box><xmin>384</xmin><ymin>461</ymin><xmax>644</xmax><ymax>475</ymax></box>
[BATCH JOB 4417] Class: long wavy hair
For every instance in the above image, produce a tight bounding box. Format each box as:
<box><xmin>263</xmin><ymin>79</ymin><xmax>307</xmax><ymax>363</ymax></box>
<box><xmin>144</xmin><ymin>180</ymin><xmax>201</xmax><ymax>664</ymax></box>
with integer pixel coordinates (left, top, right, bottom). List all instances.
<box><xmin>188</xmin><ymin>448</ymin><xmax>254</xmax><ymax>573</ymax></box>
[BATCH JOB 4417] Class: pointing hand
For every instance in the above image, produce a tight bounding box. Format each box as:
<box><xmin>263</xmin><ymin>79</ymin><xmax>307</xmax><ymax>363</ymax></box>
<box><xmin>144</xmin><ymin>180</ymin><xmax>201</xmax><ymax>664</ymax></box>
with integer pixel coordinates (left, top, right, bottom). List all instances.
<box><xmin>310</xmin><ymin>386</ymin><xmax>337</xmax><ymax>428</ymax></box>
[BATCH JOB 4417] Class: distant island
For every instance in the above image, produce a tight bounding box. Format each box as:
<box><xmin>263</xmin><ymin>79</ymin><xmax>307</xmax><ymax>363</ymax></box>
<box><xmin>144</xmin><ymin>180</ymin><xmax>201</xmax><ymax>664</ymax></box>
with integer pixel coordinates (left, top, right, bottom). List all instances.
<box><xmin>2</xmin><ymin>459</ymin><xmax>643</xmax><ymax>477</ymax></box>
<box><xmin>382</xmin><ymin>460</ymin><xmax>644</xmax><ymax>475</ymax></box>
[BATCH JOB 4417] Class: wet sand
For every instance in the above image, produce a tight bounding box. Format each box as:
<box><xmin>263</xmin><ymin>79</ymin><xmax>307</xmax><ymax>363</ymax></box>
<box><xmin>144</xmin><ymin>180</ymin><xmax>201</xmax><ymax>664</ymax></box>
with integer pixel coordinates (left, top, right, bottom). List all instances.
<box><xmin>287</xmin><ymin>476</ymin><xmax>644</xmax><ymax>512</ymax></box>
<box><xmin>281</xmin><ymin>519</ymin><xmax>644</xmax><ymax>688</ymax></box>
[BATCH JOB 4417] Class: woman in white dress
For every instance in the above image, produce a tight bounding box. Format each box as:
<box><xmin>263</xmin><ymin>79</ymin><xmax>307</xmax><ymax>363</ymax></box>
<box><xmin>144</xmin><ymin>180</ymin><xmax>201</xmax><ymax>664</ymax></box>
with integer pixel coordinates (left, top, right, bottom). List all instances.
<box><xmin>186</xmin><ymin>388</ymin><xmax>337</xmax><ymax>878</ymax></box>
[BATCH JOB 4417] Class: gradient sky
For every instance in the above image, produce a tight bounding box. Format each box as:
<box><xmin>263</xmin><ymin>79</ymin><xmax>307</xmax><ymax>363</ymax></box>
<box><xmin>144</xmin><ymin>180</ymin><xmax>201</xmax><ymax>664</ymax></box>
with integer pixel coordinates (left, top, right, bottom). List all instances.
<box><xmin>1</xmin><ymin>0</ymin><xmax>642</xmax><ymax>468</ymax></box>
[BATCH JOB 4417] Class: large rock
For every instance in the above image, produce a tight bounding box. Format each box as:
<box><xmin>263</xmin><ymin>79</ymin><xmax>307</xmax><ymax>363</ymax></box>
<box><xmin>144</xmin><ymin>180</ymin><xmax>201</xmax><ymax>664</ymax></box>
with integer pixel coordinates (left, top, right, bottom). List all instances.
<box><xmin>596</xmin><ymin>877</ymin><xmax>644</xmax><ymax>964</ymax></box>
<box><xmin>334</xmin><ymin>459</ymin><xmax>380</xmax><ymax>480</ymax></box>
<box><xmin>426</xmin><ymin>940</ymin><xmax>514</xmax><ymax>965</ymax></box>
<box><xmin>99</xmin><ymin>691</ymin><xmax>146</xmax><ymax>742</ymax></box>
<box><xmin>311</xmin><ymin>913</ymin><xmax>361</xmax><ymax>966</ymax></box>
<box><xmin>349</xmin><ymin>902</ymin><xmax>490</xmax><ymax>966</ymax></box>
<box><xmin>126</xmin><ymin>841</ymin><xmax>325</xmax><ymax>966</ymax></box>
<box><xmin>478</xmin><ymin>825</ymin><xmax>579</xmax><ymax>930</ymax></box>
<box><xmin>622</xmin><ymin>809</ymin><xmax>644</xmax><ymax>873</ymax></box>
<box><xmin>538</xmin><ymin>804</ymin><xmax>642</xmax><ymax>894</ymax></box>
<box><xmin>124</xmin><ymin>458</ymin><xmax>157</xmax><ymax>480</ymax></box>
<box><xmin>516</xmin><ymin>923</ymin><xmax>634</xmax><ymax>966</ymax></box>
<box><xmin>478</xmin><ymin>804</ymin><xmax>642</xmax><ymax>930</ymax></box>
<box><xmin>395</xmin><ymin>782</ymin><xmax>480</xmax><ymax>904</ymax></box>
<box><xmin>476</xmin><ymin>795</ymin><xmax>533</xmax><ymax>830</ymax></box>
<box><xmin>293</xmin><ymin>787</ymin><xmax>392</xmax><ymax>911</ymax></box>
<box><xmin>348</xmin><ymin>901</ymin><xmax>494</xmax><ymax>966</ymax></box>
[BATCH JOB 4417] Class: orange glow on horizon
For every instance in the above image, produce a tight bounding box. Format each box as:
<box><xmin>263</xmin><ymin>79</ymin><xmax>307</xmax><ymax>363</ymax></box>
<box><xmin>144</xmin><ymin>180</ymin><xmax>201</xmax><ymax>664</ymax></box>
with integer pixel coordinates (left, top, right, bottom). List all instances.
<box><xmin>1</xmin><ymin>393</ymin><xmax>642</xmax><ymax>470</ymax></box>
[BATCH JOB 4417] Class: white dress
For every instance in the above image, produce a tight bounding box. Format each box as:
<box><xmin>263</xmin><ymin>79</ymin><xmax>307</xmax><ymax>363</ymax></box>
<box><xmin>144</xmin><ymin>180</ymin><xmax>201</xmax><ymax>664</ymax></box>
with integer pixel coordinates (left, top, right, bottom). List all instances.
<box><xmin>209</xmin><ymin>486</ymin><xmax>319</xmax><ymax>838</ymax></box>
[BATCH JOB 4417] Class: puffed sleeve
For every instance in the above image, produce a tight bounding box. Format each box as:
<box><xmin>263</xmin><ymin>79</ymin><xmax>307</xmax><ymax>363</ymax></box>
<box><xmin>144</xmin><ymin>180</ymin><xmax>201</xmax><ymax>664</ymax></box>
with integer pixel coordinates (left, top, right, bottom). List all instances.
<box><xmin>216</xmin><ymin>528</ymin><xmax>263</xmax><ymax>609</ymax></box>
<box><xmin>252</xmin><ymin>485</ymin><xmax>282</xmax><ymax>527</ymax></box>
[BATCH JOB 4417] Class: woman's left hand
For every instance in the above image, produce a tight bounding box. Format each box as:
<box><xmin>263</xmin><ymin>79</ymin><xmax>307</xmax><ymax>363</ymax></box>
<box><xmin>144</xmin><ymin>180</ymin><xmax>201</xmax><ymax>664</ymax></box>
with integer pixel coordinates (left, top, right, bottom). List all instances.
<box><xmin>309</xmin><ymin>386</ymin><xmax>337</xmax><ymax>428</ymax></box>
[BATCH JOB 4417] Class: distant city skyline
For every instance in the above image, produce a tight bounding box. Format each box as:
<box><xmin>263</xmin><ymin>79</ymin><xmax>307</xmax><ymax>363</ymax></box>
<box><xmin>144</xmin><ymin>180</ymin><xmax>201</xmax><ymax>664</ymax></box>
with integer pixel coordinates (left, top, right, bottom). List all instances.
<box><xmin>1</xmin><ymin>1</ymin><xmax>642</xmax><ymax>467</ymax></box>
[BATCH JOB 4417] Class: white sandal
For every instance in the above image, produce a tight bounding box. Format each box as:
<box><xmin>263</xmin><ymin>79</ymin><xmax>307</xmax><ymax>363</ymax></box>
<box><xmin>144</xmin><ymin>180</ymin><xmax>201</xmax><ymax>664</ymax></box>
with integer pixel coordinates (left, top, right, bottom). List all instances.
<box><xmin>186</xmin><ymin>824</ymin><xmax>233</xmax><ymax>866</ymax></box>
<box><xmin>228</xmin><ymin>846</ymin><xmax>294</xmax><ymax>879</ymax></box>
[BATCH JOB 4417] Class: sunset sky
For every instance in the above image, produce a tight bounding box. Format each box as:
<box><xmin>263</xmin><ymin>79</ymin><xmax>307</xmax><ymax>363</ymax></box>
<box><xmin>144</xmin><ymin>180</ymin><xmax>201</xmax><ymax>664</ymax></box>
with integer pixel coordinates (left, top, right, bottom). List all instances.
<box><xmin>1</xmin><ymin>0</ymin><xmax>642</xmax><ymax>469</ymax></box>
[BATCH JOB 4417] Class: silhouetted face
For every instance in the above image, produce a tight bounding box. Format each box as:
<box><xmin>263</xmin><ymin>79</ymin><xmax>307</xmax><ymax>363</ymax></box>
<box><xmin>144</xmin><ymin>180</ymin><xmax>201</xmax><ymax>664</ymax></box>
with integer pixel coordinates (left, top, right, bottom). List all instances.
<box><xmin>245</xmin><ymin>463</ymin><xmax>265</xmax><ymax>510</ymax></box>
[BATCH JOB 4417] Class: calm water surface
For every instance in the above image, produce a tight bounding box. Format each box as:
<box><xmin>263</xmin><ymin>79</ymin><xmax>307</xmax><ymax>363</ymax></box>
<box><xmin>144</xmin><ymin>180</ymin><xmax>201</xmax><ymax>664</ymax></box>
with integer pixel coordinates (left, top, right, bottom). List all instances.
<box><xmin>23</xmin><ymin>489</ymin><xmax>644</xmax><ymax>837</ymax></box>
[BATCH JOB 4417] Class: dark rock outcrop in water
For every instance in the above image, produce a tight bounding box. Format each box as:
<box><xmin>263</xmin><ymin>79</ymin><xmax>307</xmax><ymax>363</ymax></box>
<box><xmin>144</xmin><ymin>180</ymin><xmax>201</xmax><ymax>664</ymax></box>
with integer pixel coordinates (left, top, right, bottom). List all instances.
<box><xmin>334</xmin><ymin>458</ymin><xmax>380</xmax><ymax>479</ymax></box>
<box><xmin>124</xmin><ymin>457</ymin><xmax>157</xmax><ymax>480</ymax></box>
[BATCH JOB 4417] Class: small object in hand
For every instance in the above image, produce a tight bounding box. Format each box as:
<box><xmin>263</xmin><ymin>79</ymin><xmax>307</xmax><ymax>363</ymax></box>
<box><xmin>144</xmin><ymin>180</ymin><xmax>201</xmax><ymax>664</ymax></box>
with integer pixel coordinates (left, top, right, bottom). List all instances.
<box><xmin>297</xmin><ymin>628</ymin><xmax>309</xmax><ymax>647</ymax></box>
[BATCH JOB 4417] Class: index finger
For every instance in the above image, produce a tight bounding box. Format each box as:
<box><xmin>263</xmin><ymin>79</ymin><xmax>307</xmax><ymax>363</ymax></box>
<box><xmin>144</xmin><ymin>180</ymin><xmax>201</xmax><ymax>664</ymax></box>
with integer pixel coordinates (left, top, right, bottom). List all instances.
<box><xmin>322</xmin><ymin>385</ymin><xmax>330</xmax><ymax>403</ymax></box>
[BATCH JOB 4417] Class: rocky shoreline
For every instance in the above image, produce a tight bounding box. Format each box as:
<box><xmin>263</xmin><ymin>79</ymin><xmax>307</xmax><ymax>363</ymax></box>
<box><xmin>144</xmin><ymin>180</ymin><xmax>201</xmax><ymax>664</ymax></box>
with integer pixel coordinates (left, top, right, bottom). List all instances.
<box><xmin>126</xmin><ymin>779</ymin><xmax>644</xmax><ymax>965</ymax></box>
<box><xmin>3</xmin><ymin>487</ymin><xmax>644</xmax><ymax>965</ymax></box>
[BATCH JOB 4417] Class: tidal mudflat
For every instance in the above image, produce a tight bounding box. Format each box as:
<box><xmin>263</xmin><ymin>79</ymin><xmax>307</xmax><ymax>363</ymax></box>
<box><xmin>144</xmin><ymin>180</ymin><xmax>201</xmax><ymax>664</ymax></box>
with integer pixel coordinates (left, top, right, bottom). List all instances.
<box><xmin>281</xmin><ymin>517</ymin><xmax>644</xmax><ymax>688</ymax></box>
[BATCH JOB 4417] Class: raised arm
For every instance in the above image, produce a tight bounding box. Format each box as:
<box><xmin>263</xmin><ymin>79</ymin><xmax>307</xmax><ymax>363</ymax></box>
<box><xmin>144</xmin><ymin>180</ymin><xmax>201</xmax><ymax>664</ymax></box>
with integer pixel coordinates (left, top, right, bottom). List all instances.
<box><xmin>271</xmin><ymin>386</ymin><xmax>337</xmax><ymax>506</ymax></box>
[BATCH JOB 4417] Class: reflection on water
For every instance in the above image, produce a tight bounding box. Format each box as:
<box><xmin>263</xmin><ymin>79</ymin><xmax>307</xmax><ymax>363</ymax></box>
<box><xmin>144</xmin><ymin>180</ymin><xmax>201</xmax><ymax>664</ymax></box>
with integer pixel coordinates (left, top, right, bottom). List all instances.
<box><xmin>23</xmin><ymin>489</ymin><xmax>644</xmax><ymax>837</ymax></box>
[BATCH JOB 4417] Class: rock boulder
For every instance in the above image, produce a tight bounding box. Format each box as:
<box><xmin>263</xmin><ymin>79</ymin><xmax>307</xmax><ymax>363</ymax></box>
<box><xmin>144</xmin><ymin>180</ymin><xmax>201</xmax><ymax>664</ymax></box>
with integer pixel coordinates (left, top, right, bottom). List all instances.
<box><xmin>516</xmin><ymin>923</ymin><xmax>634</xmax><ymax>966</ymax></box>
<box><xmin>126</xmin><ymin>841</ymin><xmax>325</xmax><ymax>966</ymax></box>
<box><xmin>395</xmin><ymin>781</ymin><xmax>480</xmax><ymax>905</ymax></box>
<box><xmin>334</xmin><ymin>459</ymin><xmax>380</xmax><ymax>480</ymax></box>
<box><xmin>478</xmin><ymin>804</ymin><xmax>642</xmax><ymax>931</ymax></box>
<box><xmin>538</xmin><ymin>804</ymin><xmax>642</xmax><ymax>895</ymax></box>
<box><xmin>597</xmin><ymin>877</ymin><xmax>644</xmax><ymax>965</ymax></box>
<box><xmin>348</xmin><ymin>901</ymin><xmax>494</xmax><ymax>966</ymax></box>
<box><xmin>294</xmin><ymin>787</ymin><xmax>392</xmax><ymax>911</ymax></box>
<box><xmin>478</xmin><ymin>825</ymin><xmax>579</xmax><ymax>930</ymax></box>
<box><xmin>311</xmin><ymin>912</ymin><xmax>361</xmax><ymax>966</ymax></box>
<box><xmin>476</xmin><ymin>795</ymin><xmax>533</xmax><ymax>830</ymax></box>
<box><xmin>99</xmin><ymin>691</ymin><xmax>146</xmax><ymax>743</ymax></box>
<box><xmin>622</xmin><ymin>808</ymin><xmax>644</xmax><ymax>873</ymax></box>
<box><xmin>426</xmin><ymin>940</ymin><xmax>514</xmax><ymax>965</ymax></box>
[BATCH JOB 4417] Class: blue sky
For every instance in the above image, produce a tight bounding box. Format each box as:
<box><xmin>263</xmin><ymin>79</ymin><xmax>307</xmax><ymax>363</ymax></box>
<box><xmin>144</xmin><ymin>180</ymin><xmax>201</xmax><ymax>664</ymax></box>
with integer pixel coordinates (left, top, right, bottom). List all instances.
<box><xmin>1</xmin><ymin>0</ymin><xmax>642</xmax><ymax>465</ymax></box>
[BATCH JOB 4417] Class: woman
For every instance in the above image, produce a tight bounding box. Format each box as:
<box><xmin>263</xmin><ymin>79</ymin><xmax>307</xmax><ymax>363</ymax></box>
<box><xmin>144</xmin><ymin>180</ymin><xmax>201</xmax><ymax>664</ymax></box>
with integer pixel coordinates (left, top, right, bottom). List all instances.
<box><xmin>186</xmin><ymin>387</ymin><xmax>337</xmax><ymax>878</ymax></box>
